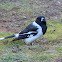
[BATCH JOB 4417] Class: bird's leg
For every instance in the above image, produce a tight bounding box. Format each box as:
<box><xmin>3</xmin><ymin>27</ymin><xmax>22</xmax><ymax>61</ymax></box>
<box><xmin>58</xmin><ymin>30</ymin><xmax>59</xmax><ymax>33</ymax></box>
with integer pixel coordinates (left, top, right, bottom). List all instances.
<box><xmin>35</xmin><ymin>40</ymin><xmax>39</xmax><ymax>43</ymax></box>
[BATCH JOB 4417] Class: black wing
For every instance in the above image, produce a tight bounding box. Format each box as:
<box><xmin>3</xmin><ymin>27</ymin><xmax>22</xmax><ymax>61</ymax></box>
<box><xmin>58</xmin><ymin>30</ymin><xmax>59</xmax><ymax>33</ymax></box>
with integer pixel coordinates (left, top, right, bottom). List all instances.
<box><xmin>12</xmin><ymin>23</ymin><xmax>38</xmax><ymax>41</ymax></box>
<box><xmin>19</xmin><ymin>23</ymin><xmax>38</xmax><ymax>34</ymax></box>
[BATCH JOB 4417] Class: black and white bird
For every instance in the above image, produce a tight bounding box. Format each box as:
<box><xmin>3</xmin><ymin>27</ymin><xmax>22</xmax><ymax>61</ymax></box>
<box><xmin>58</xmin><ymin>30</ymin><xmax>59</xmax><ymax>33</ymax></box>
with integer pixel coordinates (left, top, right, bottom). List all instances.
<box><xmin>0</xmin><ymin>16</ymin><xmax>47</xmax><ymax>44</ymax></box>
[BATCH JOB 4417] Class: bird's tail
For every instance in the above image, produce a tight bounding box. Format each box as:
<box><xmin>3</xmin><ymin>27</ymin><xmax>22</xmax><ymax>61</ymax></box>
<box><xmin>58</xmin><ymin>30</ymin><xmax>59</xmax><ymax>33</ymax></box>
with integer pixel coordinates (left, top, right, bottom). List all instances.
<box><xmin>0</xmin><ymin>34</ymin><xmax>19</xmax><ymax>40</ymax></box>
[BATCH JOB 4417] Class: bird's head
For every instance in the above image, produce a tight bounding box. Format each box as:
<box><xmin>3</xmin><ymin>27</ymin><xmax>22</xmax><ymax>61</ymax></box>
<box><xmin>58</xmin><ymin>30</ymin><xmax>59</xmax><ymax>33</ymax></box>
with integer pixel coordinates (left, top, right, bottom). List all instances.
<box><xmin>35</xmin><ymin>16</ymin><xmax>46</xmax><ymax>26</ymax></box>
<box><xmin>36</xmin><ymin>16</ymin><xmax>46</xmax><ymax>22</ymax></box>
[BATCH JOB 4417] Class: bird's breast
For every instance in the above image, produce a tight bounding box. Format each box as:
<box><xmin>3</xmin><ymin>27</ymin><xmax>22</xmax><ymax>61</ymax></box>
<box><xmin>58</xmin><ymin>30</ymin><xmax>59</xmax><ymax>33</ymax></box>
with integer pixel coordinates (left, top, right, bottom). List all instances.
<box><xmin>33</xmin><ymin>21</ymin><xmax>43</xmax><ymax>36</ymax></box>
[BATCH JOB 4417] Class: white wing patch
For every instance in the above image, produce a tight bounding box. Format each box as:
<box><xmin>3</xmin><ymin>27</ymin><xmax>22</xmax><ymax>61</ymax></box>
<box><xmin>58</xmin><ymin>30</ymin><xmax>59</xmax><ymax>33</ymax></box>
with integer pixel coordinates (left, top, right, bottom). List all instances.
<box><xmin>23</xmin><ymin>31</ymin><xmax>37</xmax><ymax>34</ymax></box>
<box><xmin>27</xmin><ymin>34</ymin><xmax>33</xmax><ymax>38</ymax></box>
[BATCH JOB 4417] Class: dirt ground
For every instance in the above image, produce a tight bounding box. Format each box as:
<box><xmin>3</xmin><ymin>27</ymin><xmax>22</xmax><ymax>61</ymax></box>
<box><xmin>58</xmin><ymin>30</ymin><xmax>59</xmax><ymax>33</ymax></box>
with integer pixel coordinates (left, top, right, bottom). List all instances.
<box><xmin>0</xmin><ymin>21</ymin><xmax>19</xmax><ymax>33</ymax></box>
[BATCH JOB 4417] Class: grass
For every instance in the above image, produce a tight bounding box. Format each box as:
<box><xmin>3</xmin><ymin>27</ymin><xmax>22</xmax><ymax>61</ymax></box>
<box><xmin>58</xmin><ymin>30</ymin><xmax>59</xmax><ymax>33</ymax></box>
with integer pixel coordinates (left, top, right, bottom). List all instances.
<box><xmin>55</xmin><ymin>44</ymin><xmax>62</xmax><ymax>53</ymax></box>
<box><xmin>44</xmin><ymin>20</ymin><xmax>62</xmax><ymax>41</ymax></box>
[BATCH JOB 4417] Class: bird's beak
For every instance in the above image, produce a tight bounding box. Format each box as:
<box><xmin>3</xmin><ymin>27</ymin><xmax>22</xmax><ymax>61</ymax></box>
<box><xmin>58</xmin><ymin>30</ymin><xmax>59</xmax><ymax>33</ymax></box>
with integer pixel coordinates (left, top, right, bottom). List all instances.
<box><xmin>41</xmin><ymin>18</ymin><xmax>46</xmax><ymax>22</ymax></box>
<box><xmin>41</xmin><ymin>18</ymin><xmax>44</xmax><ymax>21</ymax></box>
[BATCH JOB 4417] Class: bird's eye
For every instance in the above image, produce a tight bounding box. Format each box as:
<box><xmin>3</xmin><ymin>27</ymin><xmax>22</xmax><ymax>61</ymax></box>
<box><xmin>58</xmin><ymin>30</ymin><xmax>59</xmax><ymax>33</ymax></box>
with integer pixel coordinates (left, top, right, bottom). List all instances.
<box><xmin>41</xmin><ymin>18</ymin><xmax>44</xmax><ymax>22</ymax></box>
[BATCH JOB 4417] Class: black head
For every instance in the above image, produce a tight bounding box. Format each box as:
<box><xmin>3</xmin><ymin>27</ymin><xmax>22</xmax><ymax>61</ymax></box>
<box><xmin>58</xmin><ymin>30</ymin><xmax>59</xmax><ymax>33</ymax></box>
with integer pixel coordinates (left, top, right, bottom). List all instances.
<box><xmin>35</xmin><ymin>16</ymin><xmax>46</xmax><ymax>26</ymax></box>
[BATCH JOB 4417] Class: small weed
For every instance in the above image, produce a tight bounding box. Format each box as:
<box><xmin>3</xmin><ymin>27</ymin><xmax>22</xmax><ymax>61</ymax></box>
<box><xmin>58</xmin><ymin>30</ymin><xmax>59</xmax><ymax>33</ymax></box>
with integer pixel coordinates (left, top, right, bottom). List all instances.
<box><xmin>38</xmin><ymin>54</ymin><xmax>48</xmax><ymax>61</ymax></box>
<box><xmin>55</xmin><ymin>45</ymin><xmax>62</xmax><ymax>53</ymax></box>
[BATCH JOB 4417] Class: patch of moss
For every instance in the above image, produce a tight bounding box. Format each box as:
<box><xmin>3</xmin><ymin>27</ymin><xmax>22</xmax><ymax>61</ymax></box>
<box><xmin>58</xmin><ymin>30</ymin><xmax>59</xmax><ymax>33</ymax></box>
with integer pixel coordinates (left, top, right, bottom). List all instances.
<box><xmin>55</xmin><ymin>45</ymin><xmax>62</xmax><ymax>53</ymax></box>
